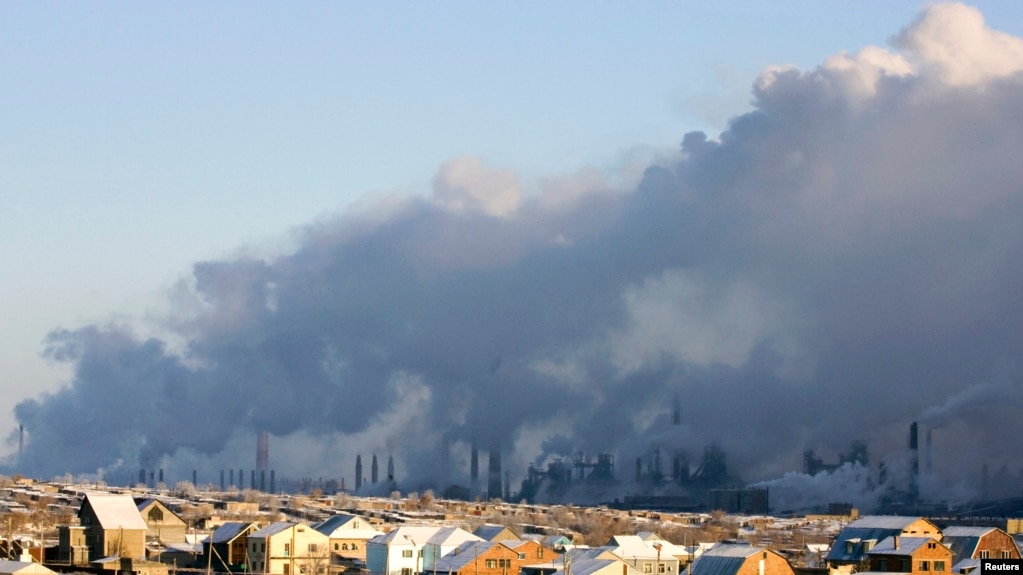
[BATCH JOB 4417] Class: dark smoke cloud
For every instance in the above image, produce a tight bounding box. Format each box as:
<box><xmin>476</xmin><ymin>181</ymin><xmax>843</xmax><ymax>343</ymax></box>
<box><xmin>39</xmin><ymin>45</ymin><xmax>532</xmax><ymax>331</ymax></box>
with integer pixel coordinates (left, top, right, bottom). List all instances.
<box><xmin>14</xmin><ymin>3</ymin><xmax>1023</xmax><ymax>507</ymax></box>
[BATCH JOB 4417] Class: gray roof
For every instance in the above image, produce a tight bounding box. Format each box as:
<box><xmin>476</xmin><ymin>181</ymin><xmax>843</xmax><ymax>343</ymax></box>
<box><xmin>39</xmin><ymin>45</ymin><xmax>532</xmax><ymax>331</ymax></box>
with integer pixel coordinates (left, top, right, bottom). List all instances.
<box><xmin>433</xmin><ymin>542</ymin><xmax>503</xmax><ymax>572</ymax></box>
<box><xmin>691</xmin><ymin>544</ymin><xmax>759</xmax><ymax>575</ymax></box>
<box><xmin>314</xmin><ymin>514</ymin><xmax>358</xmax><ymax>535</ymax></box>
<box><xmin>846</xmin><ymin>516</ymin><xmax>926</xmax><ymax>530</ymax></box>
<box><xmin>251</xmin><ymin>521</ymin><xmax>297</xmax><ymax>539</ymax></box>
<box><xmin>572</xmin><ymin>558</ymin><xmax>625</xmax><ymax>575</ymax></box>
<box><xmin>474</xmin><ymin>525</ymin><xmax>517</xmax><ymax>542</ymax></box>
<box><xmin>868</xmin><ymin>537</ymin><xmax>943</xmax><ymax>557</ymax></box>
<box><xmin>209</xmin><ymin>522</ymin><xmax>254</xmax><ymax>544</ymax></box>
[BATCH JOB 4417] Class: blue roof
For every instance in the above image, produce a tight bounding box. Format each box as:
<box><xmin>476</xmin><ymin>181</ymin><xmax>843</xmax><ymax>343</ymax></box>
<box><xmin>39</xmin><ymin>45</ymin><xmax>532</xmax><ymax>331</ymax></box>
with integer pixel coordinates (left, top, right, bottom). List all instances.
<box><xmin>210</xmin><ymin>522</ymin><xmax>254</xmax><ymax>544</ymax></box>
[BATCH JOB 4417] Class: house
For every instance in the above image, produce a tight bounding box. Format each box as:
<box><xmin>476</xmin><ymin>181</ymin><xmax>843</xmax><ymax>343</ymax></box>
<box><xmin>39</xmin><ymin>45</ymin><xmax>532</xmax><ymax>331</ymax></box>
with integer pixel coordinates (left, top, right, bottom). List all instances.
<box><xmin>604</xmin><ymin>535</ymin><xmax>683</xmax><ymax>575</ymax></box>
<box><xmin>203</xmin><ymin>522</ymin><xmax>258</xmax><ymax>572</ymax></box>
<box><xmin>137</xmin><ymin>499</ymin><xmax>189</xmax><ymax>544</ymax></box>
<box><xmin>941</xmin><ymin>525</ymin><xmax>1020</xmax><ymax>571</ymax></box>
<box><xmin>365</xmin><ymin>525</ymin><xmax>481</xmax><ymax>575</ymax></box>
<box><xmin>313</xmin><ymin>514</ymin><xmax>382</xmax><ymax>563</ymax></box>
<box><xmin>864</xmin><ymin>536</ymin><xmax>954</xmax><ymax>575</ymax></box>
<box><xmin>689</xmin><ymin>543</ymin><xmax>795</xmax><ymax>575</ymax></box>
<box><xmin>58</xmin><ymin>492</ymin><xmax>150</xmax><ymax>563</ymax></box>
<box><xmin>248</xmin><ymin>522</ymin><xmax>331</xmax><ymax>575</ymax></box>
<box><xmin>431</xmin><ymin>541</ymin><xmax>522</xmax><ymax>575</ymax></box>
<box><xmin>827</xmin><ymin>516</ymin><xmax>941</xmax><ymax>568</ymax></box>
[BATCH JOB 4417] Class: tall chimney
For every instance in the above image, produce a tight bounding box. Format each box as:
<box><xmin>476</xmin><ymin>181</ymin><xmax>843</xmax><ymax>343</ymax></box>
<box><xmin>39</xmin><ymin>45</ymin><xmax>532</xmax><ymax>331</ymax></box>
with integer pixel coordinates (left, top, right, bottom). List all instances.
<box><xmin>488</xmin><ymin>448</ymin><xmax>502</xmax><ymax>499</ymax></box>
<box><xmin>925</xmin><ymin>428</ymin><xmax>933</xmax><ymax>474</ymax></box>
<box><xmin>193</xmin><ymin>470</ymin><xmax>197</xmax><ymax>487</ymax></box>
<box><xmin>230</xmin><ymin>469</ymin><xmax>235</xmax><ymax>487</ymax></box>
<box><xmin>270</xmin><ymin>470</ymin><xmax>276</xmax><ymax>494</ymax></box>
<box><xmin>909</xmin><ymin>422</ymin><xmax>919</xmax><ymax>503</ymax></box>
<box><xmin>470</xmin><ymin>443</ymin><xmax>479</xmax><ymax>483</ymax></box>
<box><xmin>355</xmin><ymin>455</ymin><xmax>363</xmax><ymax>491</ymax></box>
<box><xmin>371</xmin><ymin>455</ymin><xmax>379</xmax><ymax>484</ymax></box>
<box><xmin>387</xmin><ymin>455</ymin><xmax>395</xmax><ymax>482</ymax></box>
<box><xmin>220</xmin><ymin>469</ymin><xmax>225</xmax><ymax>491</ymax></box>
<box><xmin>139</xmin><ymin>468</ymin><xmax>146</xmax><ymax>487</ymax></box>
<box><xmin>257</xmin><ymin>431</ymin><xmax>270</xmax><ymax>474</ymax></box>
<box><xmin>158</xmin><ymin>468</ymin><xmax>164</xmax><ymax>485</ymax></box>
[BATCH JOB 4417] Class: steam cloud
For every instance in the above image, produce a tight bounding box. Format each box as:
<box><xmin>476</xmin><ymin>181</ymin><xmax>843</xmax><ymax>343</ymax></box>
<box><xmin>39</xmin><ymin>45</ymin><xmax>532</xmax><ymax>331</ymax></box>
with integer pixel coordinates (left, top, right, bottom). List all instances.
<box><xmin>14</xmin><ymin>3</ymin><xmax>1023</xmax><ymax>507</ymax></box>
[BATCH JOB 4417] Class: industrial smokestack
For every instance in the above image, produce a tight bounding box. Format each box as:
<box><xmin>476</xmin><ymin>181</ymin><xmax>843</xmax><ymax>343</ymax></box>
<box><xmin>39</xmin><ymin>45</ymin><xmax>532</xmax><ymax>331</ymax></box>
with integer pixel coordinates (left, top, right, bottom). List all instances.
<box><xmin>257</xmin><ymin>431</ymin><xmax>269</xmax><ymax>474</ymax></box>
<box><xmin>355</xmin><ymin>455</ymin><xmax>363</xmax><ymax>491</ymax></box>
<box><xmin>229</xmin><ymin>469</ymin><xmax>235</xmax><ymax>487</ymax></box>
<box><xmin>909</xmin><ymin>421</ymin><xmax>919</xmax><ymax>503</ymax></box>
<box><xmin>260</xmin><ymin>470</ymin><xmax>266</xmax><ymax>492</ymax></box>
<box><xmin>488</xmin><ymin>448</ymin><xmax>502</xmax><ymax>499</ymax></box>
<box><xmin>139</xmin><ymin>468</ymin><xmax>145</xmax><ymax>487</ymax></box>
<box><xmin>192</xmin><ymin>469</ymin><xmax>197</xmax><ymax>486</ymax></box>
<box><xmin>220</xmin><ymin>469</ymin><xmax>225</xmax><ymax>491</ymax></box>
<box><xmin>270</xmin><ymin>470</ymin><xmax>275</xmax><ymax>494</ymax></box>
<box><xmin>250</xmin><ymin>469</ymin><xmax>256</xmax><ymax>490</ymax></box>
<box><xmin>387</xmin><ymin>455</ymin><xmax>394</xmax><ymax>482</ymax></box>
<box><xmin>470</xmin><ymin>443</ymin><xmax>479</xmax><ymax>483</ymax></box>
<box><xmin>158</xmin><ymin>468</ymin><xmax>164</xmax><ymax>485</ymax></box>
<box><xmin>925</xmin><ymin>428</ymin><xmax>933</xmax><ymax>474</ymax></box>
<box><xmin>371</xmin><ymin>454</ymin><xmax>379</xmax><ymax>484</ymax></box>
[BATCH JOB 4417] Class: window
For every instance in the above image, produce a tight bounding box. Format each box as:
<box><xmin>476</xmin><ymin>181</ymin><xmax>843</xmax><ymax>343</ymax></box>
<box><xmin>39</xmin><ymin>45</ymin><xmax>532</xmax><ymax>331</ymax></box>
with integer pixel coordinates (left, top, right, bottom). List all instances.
<box><xmin>980</xmin><ymin>551</ymin><xmax>990</xmax><ymax>559</ymax></box>
<box><xmin>1002</xmin><ymin>551</ymin><xmax>1013</xmax><ymax>559</ymax></box>
<box><xmin>285</xmin><ymin>543</ymin><xmax>291</xmax><ymax>557</ymax></box>
<box><xmin>354</xmin><ymin>521</ymin><xmax>360</xmax><ymax>529</ymax></box>
<box><xmin>262</xmin><ymin>543</ymin><xmax>266</xmax><ymax>552</ymax></box>
<box><xmin>935</xmin><ymin>561</ymin><xmax>946</xmax><ymax>572</ymax></box>
<box><xmin>519</xmin><ymin>554</ymin><xmax>526</xmax><ymax>560</ymax></box>
<box><xmin>353</xmin><ymin>544</ymin><xmax>359</xmax><ymax>550</ymax></box>
<box><xmin>659</xmin><ymin>564</ymin><xmax>666</xmax><ymax>573</ymax></box>
<box><xmin>900</xmin><ymin>559</ymin><xmax>911</xmax><ymax>572</ymax></box>
<box><xmin>501</xmin><ymin>560</ymin><xmax>512</xmax><ymax>568</ymax></box>
<box><xmin>486</xmin><ymin>560</ymin><xmax>497</xmax><ymax>569</ymax></box>
<box><xmin>403</xmin><ymin>550</ymin><xmax>413</xmax><ymax>558</ymax></box>
<box><xmin>341</xmin><ymin>543</ymin><xmax>348</xmax><ymax>551</ymax></box>
<box><xmin>644</xmin><ymin>563</ymin><xmax>653</xmax><ymax>573</ymax></box>
<box><xmin>537</xmin><ymin>548</ymin><xmax>544</xmax><ymax>559</ymax></box>
<box><xmin>309</xmin><ymin>544</ymin><xmax>318</xmax><ymax>554</ymax></box>
<box><xmin>879</xmin><ymin>559</ymin><xmax>888</xmax><ymax>571</ymax></box>
<box><xmin>148</xmin><ymin>507</ymin><xmax>164</xmax><ymax>522</ymax></box>
<box><xmin>401</xmin><ymin>569</ymin><xmax>413</xmax><ymax>575</ymax></box>
<box><xmin>283</xmin><ymin>565</ymin><xmax>290</xmax><ymax>575</ymax></box>
<box><xmin>920</xmin><ymin>561</ymin><xmax>930</xmax><ymax>571</ymax></box>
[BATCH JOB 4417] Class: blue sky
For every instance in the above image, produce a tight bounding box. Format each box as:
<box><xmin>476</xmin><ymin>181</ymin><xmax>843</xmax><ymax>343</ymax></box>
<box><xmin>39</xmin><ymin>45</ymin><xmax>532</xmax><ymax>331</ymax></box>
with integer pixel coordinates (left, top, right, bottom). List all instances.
<box><xmin>3</xmin><ymin>2</ymin><xmax>1022</xmax><ymax>463</ymax></box>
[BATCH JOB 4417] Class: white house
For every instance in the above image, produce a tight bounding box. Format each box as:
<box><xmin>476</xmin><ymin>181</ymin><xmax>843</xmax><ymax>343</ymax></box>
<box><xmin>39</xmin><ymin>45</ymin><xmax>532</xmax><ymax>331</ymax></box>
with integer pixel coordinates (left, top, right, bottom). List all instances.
<box><xmin>366</xmin><ymin>525</ymin><xmax>482</xmax><ymax>575</ymax></box>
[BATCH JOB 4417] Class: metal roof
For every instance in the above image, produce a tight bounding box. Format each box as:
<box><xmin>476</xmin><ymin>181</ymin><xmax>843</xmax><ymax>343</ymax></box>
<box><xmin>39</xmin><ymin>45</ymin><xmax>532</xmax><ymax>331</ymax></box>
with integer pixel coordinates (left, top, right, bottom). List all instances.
<box><xmin>846</xmin><ymin>516</ymin><xmax>925</xmax><ymax>530</ymax></box>
<box><xmin>868</xmin><ymin>537</ymin><xmax>942</xmax><ymax>556</ymax></box>
<box><xmin>209</xmin><ymin>522</ymin><xmax>253</xmax><ymax>544</ymax></box>
<box><xmin>82</xmin><ymin>493</ymin><xmax>149</xmax><ymax>531</ymax></box>
<box><xmin>250</xmin><ymin>521</ymin><xmax>296</xmax><ymax>539</ymax></box>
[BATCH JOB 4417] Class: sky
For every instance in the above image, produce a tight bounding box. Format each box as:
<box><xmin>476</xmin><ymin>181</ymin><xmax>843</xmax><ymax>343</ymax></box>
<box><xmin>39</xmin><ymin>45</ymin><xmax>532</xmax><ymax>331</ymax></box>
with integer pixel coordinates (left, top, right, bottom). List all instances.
<box><xmin>4</xmin><ymin>2</ymin><xmax>1023</xmax><ymax>508</ymax></box>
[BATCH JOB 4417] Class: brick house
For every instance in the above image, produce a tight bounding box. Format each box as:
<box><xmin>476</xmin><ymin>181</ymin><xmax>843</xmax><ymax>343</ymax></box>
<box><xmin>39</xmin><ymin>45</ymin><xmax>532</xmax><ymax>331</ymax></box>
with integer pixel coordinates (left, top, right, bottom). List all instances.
<box><xmin>865</xmin><ymin>536</ymin><xmax>954</xmax><ymax>575</ymax></box>
<box><xmin>690</xmin><ymin>543</ymin><xmax>795</xmax><ymax>575</ymax></box>
<box><xmin>828</xmin><ymin>516</ymin><xmax>942</xmax><ymax>569</ymax></box>
<box><xmin>941</xmin><ymin>526</ymin><xmax>1021</xmax><ymax>565</ymax></box>
<box><xmin>432</xmin><ymin>542</ymin><xmax>523</xmax><ymax>575</ymax></box>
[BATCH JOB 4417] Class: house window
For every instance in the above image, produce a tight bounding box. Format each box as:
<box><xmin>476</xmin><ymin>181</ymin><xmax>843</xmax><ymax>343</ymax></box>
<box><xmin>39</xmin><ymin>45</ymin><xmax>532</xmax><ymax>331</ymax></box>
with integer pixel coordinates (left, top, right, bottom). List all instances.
<box><xmin>920</xmin><ymin>561</ymin><xmax>930</xmax><ymax>571</ymax></box>
<box><xmin>659</xmin><ymin>564</ymin><xmax>666</xmax><ymax>573</ymax></box>
<box><xmin>309</xmin><ymin>544</ymin><xmax>318</xmax><ymax>554</ymax></box>
<box><xmin>354</xmin><ymin>521</ymin><xmax>360</xmax><ymax>529</ymax></box>
<box><xmin>341</xmin><ymin>543</ymin><xmax>347</xmax><ymax>551</ymax></box>
<box><xmin>262</xmin><ymin>543</ymin><xmax>266</xmax><ymax>552</ymax></box>
<box><xmin>935</xmin><ymin>561</ymin><xmax>946</xmax><ymax>572</ymax></box>
<box><xmin>148</xmin><ymin>507</ymin><xmax>164</xmax><ymax>522</ymax></box>
<box><xmin>352</xmin><ymin>544</ymin><xmax>359</xmax><ymax>550</ymax></box>
<box><xmin>501</xmin><ymin>560</ymin><xmax>511</xmax><ymax>568</ymax></box>
<box><xmin>644</xmin><ymin>563</ymin><xmax>653</xmax><ymax>573</ymax></box>
<box><xmin>401</xmin><ymin>569</ymin><xmax>413</xmax><ymax>575</ymax></box>
<box><xmin>537</xmin><ymin>548</ymin><xmax>544</xmax><ymax>558</ymax></box>
<box><xmin>486</xmin><ymin>560</ymin><xmax>497</xmax><ymax>569</ymax></box>
<box><xmin>283</xmin><ymin>565</ymin><xmax>290</xmax><ymax>575</ymax></box>
<box><xmin>879</xmin><ymin>559</ymin><xmax>888</xmax><ymax>571</ymax></box>
<box><xmin>285</xmin><ymin>543</ymin><xmax>291</xmax><ymax>557</ymax></box>
<box><xmin>403</xmin><ymin>550</ymin><xmax>414</xmax><ymax>558</ymax></box>
<box><xmin>980</xmin><ymin>551</ymin><xmax>990</xmax><ymax>559</ymax></box>
<box><xmin>519</xmin><ymin>554</ymin><xmax>526</xmax><ymax>560</ymax></box>
<box><xmin>1002</xmin><ymin>551</ymin><xmax>1013</xmax><ymax>559</ymax></box>
<box><xmin>900</xmin><ymin>559</ymin><xmax>911</xmax><ymax>572</ymax></box>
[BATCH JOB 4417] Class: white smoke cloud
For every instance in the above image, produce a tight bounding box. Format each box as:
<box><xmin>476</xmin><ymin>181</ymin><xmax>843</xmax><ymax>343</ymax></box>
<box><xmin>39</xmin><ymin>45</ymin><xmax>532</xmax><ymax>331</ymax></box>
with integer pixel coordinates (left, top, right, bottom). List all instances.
<box><xmin>13</xmin><ymin>4</ymin><xmax>1023</xmax><ymax>509</ymax></box>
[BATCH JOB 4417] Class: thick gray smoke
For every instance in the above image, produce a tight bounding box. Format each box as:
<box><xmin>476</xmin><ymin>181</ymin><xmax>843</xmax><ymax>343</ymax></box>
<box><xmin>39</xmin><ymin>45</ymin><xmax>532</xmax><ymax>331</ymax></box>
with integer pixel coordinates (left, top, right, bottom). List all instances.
<box><xmin>14</xmin><ymin>4</ymin><xmax>1023</xmax><ymax>505</ymax></box>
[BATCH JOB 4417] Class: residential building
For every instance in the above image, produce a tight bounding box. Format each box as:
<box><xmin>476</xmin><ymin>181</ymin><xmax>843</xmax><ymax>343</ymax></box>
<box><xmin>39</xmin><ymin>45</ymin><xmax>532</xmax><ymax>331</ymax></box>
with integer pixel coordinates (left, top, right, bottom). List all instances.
<box><xmin>58</xmin><ymin>493</ymin><xmax>149</xmax><ymax>563</ymax></box>
<box><xmin>203</xmin><ymin>522</ymin><xmax>258</xmax><ymax>572</ymax></box>
<box><xmin>365</xmin><ymin>525</ymin><xmax>481</xmax><ymax>575</ymax></box>
<box><xmin>941</xmin><ymin>526</ymin><xmax>1020</xmax><ymax>569</ymax></box>
<box><xmin>864</xmin><ymin>536</ymin><xmax>954</xmax><ymax>575</ymax></box>
<box><xmin>313</xmin><ymin>514</ymin><xmax>383</xmax><ymax>563</ymax></box>
<box><xmin>248</xmin><ymin>522</ymin><xmax>330</xmax><ymax>575</ymax></box>
<box><xmin>137</xmin><ymin>499</ymin><xmax>189</xmax><ymax>544</ymax></box>
<box><xmin>827</xmin><ymin>516</ymin><xmax>941</xmax><ymax>568</ymax></box>
<box><xmin>690</xmin><ymin>543</ymin><xmax>795</xmax><ymax>575</ymax></box>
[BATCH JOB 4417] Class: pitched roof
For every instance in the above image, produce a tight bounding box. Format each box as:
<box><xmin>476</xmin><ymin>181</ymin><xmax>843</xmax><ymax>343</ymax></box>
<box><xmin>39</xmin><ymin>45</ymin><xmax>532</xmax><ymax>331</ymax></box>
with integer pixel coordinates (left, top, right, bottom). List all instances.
<box><xmin>0</xmin><ymin>561</ymin><xmax>58</xmax><ymax>575</ymax></box>
<box><xmin>474</xmin><ymin>524</ymin><xmax>518</xmax><ymax>542</ymax></box>
<box><xmin>690</xmin><ymin>544</ymin><xmax>761</xmax><ymax>575</ymax></box>
<box><xmin>868</xmin><ymin>537</ymin><xmax>948</xmax><ymax>557</ymax></box>
<box><xmin>434</xmin><ymin>542</ymin><xmax>506</xmax><ymax>572</ymax></box>
<box><xmin>846</xmin><ymin>516</ymin><xmax>926</xmax><ymax>530</ymax></box>
<box><xmin>82</xmin><ymin>493</ymin><xmax>148</xmax><ymax>531</ymax></box>
<box><xmin>209</xmin><ymin>522</ymin><xmax>254</xmax><ymax>544</ymax></box>
<box><xmin>251</xmin><ymin>522</ymin><xmax>297</xmax><ymax>539</ymax></box>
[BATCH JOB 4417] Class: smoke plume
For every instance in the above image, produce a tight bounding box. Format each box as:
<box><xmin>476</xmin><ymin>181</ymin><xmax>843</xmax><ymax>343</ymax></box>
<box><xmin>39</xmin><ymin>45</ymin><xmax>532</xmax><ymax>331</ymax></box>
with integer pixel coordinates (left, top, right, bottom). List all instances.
<box><xmin>14</xmin><ymin>4</ymin><xmax>1023</xmax><ymax>506</ymax></box>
